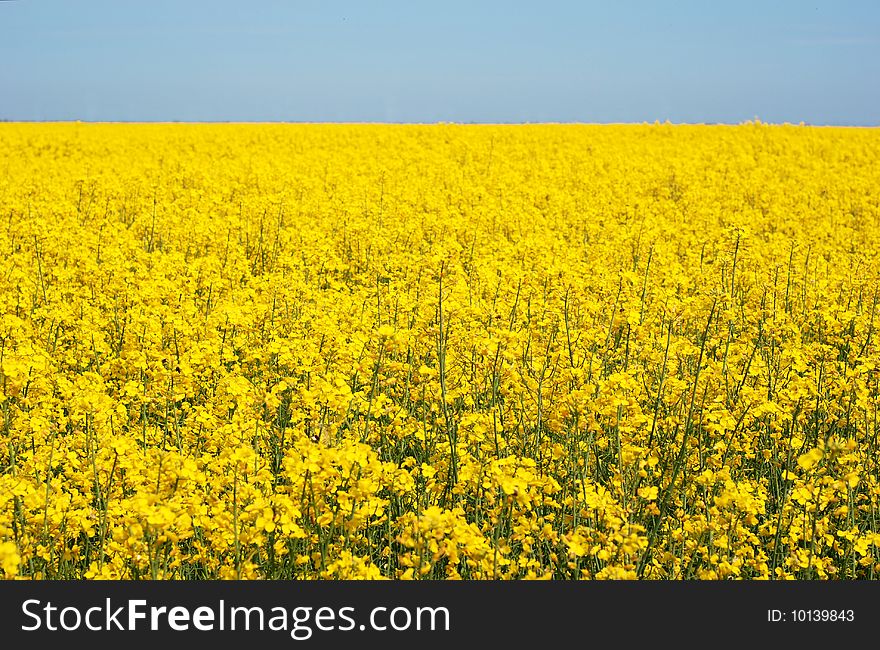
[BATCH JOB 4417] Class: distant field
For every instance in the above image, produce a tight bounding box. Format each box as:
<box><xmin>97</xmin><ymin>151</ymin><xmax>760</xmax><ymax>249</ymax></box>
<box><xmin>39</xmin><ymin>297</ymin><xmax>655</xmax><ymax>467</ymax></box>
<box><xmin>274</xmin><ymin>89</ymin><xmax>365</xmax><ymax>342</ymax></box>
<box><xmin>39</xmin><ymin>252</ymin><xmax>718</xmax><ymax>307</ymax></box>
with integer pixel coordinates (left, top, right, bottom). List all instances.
<box><xmin>1</xmin><ymin>123</ymin><xmax>879</xmax><ymax>579</ymax></box>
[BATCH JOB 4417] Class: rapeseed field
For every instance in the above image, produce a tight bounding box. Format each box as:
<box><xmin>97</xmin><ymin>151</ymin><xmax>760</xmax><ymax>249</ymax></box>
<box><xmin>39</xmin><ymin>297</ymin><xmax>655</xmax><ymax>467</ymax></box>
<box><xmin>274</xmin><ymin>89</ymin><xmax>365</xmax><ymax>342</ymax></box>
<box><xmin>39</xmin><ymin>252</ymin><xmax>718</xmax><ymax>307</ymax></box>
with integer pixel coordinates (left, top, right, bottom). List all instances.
<box><xmin>1</xmin><ymin>122</ymin><xmax>878</xmax><ymax>579</ymax></box>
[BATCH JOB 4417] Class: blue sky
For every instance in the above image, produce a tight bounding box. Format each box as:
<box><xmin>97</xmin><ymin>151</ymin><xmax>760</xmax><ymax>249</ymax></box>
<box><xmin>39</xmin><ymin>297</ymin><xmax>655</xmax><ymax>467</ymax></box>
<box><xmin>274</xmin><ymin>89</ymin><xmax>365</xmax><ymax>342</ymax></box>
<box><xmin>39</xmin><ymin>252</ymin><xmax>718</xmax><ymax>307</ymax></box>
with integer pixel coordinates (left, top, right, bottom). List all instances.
<box><xmin>1</xmin><ymin>0</ymin><xmax>879</xmax><ymax>124</ymax></box>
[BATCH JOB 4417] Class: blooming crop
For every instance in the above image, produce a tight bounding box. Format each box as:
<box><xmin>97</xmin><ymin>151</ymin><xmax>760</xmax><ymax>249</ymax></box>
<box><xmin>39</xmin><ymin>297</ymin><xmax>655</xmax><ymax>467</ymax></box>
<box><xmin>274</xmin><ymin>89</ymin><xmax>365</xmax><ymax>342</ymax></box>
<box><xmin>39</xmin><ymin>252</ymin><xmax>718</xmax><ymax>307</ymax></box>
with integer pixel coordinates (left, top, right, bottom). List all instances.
<box><xmin>1</xmin><ymin>122</ymin><xmax>879</xmax><ymax>579</ymax></box>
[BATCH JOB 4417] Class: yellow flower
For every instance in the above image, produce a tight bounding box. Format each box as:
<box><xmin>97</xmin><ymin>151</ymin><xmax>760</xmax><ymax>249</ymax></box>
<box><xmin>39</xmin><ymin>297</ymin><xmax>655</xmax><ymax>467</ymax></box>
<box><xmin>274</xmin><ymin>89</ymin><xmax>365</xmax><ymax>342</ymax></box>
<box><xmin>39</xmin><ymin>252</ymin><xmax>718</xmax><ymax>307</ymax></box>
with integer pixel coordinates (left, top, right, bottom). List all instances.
<box><xmin>0</xmin><ymin>542</ymin><xmax>21</xmax><ymax>578</ymax></box>
<box><xmin>797</xmin><ymin>448</ymin><xmax>824</xmax><ymax>471</ymax></box>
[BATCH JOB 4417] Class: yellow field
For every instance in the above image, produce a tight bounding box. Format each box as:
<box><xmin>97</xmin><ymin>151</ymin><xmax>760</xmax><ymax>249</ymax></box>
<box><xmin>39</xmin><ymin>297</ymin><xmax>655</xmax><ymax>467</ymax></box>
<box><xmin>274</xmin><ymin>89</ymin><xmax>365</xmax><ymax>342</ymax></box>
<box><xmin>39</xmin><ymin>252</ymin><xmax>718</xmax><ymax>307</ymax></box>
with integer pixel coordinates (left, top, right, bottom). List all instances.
<box><xmin>1</xmin><ymin>123</ymin><xmax>879</xmax><ymax>579</ymax></box>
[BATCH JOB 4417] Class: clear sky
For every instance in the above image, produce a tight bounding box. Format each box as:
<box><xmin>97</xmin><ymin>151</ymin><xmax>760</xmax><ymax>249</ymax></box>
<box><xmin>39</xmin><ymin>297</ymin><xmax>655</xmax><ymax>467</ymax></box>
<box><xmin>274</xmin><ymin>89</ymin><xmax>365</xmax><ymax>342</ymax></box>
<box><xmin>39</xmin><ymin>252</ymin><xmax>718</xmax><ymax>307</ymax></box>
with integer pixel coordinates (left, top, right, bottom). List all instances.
<box><xmin>1</xmin><ymin>0</ymin><xmax>879</xmax><ymax>124</ymax></box>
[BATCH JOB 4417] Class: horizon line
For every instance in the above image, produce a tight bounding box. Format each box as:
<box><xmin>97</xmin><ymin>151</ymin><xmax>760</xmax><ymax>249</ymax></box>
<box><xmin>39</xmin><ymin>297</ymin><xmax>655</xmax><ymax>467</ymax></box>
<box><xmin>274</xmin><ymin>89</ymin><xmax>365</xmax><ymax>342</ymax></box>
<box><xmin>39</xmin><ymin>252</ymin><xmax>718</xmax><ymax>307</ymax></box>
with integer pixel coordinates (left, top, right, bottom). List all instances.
<box><xmin>1</xmin><ymin>119</ymin><xmax>879</xmax><ymax>128</ymax></box>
